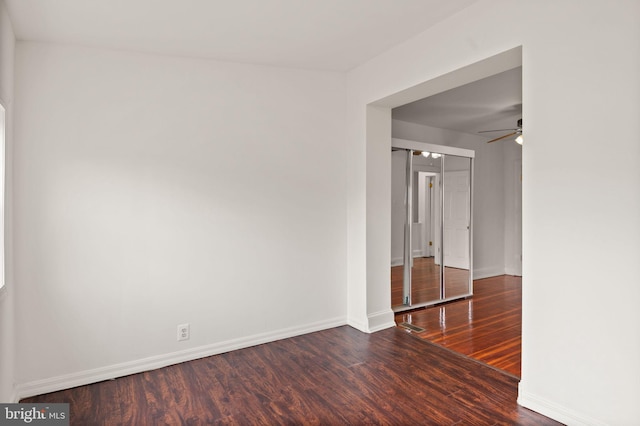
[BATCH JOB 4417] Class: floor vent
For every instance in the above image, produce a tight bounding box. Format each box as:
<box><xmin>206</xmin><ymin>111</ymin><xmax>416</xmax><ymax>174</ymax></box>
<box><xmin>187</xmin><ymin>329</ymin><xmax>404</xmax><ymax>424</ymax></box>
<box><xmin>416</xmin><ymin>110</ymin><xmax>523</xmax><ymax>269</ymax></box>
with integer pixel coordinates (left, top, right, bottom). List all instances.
<box><xmin>399</xmin><ymin>322</ymin><xmax>425</xmax><ymax>333</ymax></box>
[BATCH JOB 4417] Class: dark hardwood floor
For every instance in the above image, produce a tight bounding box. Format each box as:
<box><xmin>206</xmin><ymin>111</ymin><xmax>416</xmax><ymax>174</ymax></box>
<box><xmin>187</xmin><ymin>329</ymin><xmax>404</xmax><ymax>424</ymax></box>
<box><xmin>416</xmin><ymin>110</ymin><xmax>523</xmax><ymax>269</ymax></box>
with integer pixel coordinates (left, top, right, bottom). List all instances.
<box><xmin>395</xmin><ymin>275</ymin><xmax>522</xmax><ymax>377</ymax></box>
<box><xmin>22</xmin><ymin>325</ymin><xmax>559</xmax><ymax>425</ymax></box>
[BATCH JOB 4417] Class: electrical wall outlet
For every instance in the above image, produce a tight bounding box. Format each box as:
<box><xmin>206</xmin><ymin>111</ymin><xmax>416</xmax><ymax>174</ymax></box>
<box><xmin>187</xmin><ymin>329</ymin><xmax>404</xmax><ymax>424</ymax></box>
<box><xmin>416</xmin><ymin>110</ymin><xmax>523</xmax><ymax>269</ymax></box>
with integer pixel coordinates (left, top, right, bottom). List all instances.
<box><xmin>177</xmin><ymin>323</ymin><xmax>190</xmax><ymax>341</ymax></box>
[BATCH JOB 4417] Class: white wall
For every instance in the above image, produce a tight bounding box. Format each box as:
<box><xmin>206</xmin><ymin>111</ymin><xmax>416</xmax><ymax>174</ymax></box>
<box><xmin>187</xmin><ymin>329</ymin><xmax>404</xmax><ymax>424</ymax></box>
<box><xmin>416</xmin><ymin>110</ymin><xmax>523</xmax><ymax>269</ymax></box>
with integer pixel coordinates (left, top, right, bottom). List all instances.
<box><xmin>503</xmin><ymin>139</ymin><xmax>522</xmax><ymax>276</ymax></box>
<box><xmin>0</xmin><ymin>0</ymin><xmax>15</xmax><ymax>403</ymax></box>
<box><xmin>13</xmin><ymin>42</ymin><xmax>347</xmax><ymax>396</ymax></box>
<box><xmin>347</xmin><ymin>0</ymin><xmax>640</xmax><ymax>424</ymax></box>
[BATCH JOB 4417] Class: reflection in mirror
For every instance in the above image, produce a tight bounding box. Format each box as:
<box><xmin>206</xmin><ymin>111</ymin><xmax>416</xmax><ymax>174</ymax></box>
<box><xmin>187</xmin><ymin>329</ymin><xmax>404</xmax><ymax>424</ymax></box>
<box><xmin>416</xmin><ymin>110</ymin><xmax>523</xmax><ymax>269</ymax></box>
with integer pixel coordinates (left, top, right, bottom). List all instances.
<box><xmin>390</xmin><ymin>150</ymin><xmax>408</xmax><ymax>308</ymax></box>
<box><xmin>391</xmin><ymin>149</ymin><xmax>443</xmax><ymax>310</ymax></box>
<box><xmin>391</xmin><ymin>142</ymin><xmax>474</xmax><ymax>313</ymax></box>
<box><xmin>442</xmin><ymin>155</ymin><xmax>472</xmax><ymax>300</ymax></box>
<box><xmin>410</xmin><ymin>151</ymin><xmax>442</xmax><ymax>307</ymax></box>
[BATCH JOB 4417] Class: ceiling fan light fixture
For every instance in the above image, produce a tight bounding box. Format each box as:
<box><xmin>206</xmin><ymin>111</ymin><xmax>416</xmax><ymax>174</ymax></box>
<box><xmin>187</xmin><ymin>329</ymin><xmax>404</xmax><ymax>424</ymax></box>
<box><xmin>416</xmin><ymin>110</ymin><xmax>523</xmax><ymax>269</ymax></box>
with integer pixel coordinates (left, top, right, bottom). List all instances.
<box><xmin>421</xmin><ymin>151</ymin><xmax>431</xmax><ymax>158</ymax></box>
<box><xmin>515</xmin><ymin>135</ymin><xmax>524</xmax><ymax>145</ymax></box>
<box><xmin>431</xmin><ymin>153</ymin><xmax>442</xmax><ymax>159</ymax></box>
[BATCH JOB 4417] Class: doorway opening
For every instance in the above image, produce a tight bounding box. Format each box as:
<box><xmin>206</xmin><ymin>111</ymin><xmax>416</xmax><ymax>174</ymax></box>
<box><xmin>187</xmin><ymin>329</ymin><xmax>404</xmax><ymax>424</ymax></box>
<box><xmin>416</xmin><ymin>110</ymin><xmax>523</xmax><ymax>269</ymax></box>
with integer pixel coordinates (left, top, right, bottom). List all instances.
<box><xmin>376</xmin><ymin>48</ymin><xmax>523</xmax><ymax>377</ymax></box>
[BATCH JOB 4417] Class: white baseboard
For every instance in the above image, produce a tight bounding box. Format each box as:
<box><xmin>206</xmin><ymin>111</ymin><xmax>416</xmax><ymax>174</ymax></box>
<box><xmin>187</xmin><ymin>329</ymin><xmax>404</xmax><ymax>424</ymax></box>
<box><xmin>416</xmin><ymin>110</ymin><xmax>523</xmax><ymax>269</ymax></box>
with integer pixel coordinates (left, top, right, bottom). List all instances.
<box><xmin>391</xmin><ymin>257</ymin><xmax>403</xmax><ymax>267</ymax></box>
<box><xmin>504</xmin><ymin>266</ymin><xmax>522</xmax><ymax>277</ymax></box>
<box><xmin>347</xmin><ymin>315</ymin><xmax>368</xmax><ymax>333</ymax></box>
<box><xmin>518</xmin><ymin>386</ymin><xmax>607</xmax><ymax>426</ymax></box>
<box><xmin>473</xmin><ymin>266</ymin><xmax>506</xmax><ymax>280</ymax></box>
<box><xmin>367</xmin><ymin>309</ymin><xmax>395</xmax><ymax>333</ymax></box>
<box><xmin>15</xmin><ymin>316</ymin><xmax>347</xmax><ymax>401</ymax></box>
<box><xmin>391</xmin><ymin>264</ymin><xmax>512</xmax><ymax>280</ymax></box>
<box><xmin>391</xmin><ymin>253</ymin><xmax>432</xmax><ymax>267</ymax></box>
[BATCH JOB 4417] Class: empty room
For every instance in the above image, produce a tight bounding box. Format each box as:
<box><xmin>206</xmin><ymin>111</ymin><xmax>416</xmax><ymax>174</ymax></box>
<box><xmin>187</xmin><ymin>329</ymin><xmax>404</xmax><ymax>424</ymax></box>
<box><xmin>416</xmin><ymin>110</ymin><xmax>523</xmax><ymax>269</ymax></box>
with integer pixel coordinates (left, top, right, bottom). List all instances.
<box><xmin>1</xmin><ymin>1</ymin><xmax>639</xmax><ymax>424</ymax></box>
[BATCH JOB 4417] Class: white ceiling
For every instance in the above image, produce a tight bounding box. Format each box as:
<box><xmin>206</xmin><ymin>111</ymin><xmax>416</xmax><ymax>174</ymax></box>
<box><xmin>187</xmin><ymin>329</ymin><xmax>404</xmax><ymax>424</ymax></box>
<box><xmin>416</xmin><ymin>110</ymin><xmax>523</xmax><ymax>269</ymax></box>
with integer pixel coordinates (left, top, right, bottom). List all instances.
<box><xmin>6</xmin><ymin>0</ymin><xmax>519</xmax><ymax>134</ymax></box>
<box><xmin>5</xmin><ymin>0</ymin><xmax>477</xmax><ymax>71</ymax></box>
<box><xmin>392</xmin><ymin>67</ymin><xmax>523</xmax><ymax>136</ymax></box>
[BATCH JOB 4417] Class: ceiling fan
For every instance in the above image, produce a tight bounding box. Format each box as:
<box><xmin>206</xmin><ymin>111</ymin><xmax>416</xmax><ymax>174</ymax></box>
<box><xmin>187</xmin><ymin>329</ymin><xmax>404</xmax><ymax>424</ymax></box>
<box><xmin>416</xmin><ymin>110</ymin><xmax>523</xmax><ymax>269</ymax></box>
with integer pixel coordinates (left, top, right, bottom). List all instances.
<box><xmin>479</xmin><ymin>118</ymin><xmax>523</xmax><ymax>144</ymax></box>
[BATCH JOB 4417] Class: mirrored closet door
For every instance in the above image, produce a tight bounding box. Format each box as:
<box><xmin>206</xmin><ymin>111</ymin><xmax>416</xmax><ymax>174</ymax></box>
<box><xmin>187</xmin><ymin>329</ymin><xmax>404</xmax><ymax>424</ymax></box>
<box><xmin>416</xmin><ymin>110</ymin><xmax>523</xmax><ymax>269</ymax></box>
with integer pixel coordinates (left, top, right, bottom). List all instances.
<box><xmin>391</xmin><ymin>139</ymin><xmax>474</xmax><ymax>312</ymax></box>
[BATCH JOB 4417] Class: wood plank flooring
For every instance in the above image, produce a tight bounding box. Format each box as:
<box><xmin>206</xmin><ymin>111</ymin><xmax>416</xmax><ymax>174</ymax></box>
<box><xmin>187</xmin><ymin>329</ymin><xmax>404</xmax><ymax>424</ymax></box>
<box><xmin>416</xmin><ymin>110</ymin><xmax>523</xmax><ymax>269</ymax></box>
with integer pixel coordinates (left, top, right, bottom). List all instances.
<box><xmin>395</xmin><ymin>275</ymin><xmax>522</xmax><ymax>377</ymax></box>
<box><xmin>21</xmin><ymin>325</ymin><xmax>559</xmax><ymax>425</ymax></box>
<box><xmin>391</xmin><ymin>257</ymin><xmax>471</xmax><ymax>307</ymax></box>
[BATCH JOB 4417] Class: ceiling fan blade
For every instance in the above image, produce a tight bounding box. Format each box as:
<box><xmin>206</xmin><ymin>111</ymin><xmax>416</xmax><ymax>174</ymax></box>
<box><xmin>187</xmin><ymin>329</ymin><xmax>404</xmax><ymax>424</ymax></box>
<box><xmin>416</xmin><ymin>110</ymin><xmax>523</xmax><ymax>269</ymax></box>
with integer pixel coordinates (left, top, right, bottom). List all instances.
<box><xmin>478</xmin><ymin>128</ymin><xmax>519</xmax><ymax>134</ymax></box>
<box><xmin>487</xmin><ymin>131</ymin><xmax>518</xmax><ymax>143</ymax></box>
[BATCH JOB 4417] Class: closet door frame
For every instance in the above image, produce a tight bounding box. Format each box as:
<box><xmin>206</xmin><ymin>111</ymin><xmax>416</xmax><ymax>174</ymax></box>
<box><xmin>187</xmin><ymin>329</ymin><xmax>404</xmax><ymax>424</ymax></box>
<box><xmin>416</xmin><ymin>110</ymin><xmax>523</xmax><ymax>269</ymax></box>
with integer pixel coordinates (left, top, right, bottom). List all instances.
<box><xmin>391</xmin><ymin>138</ymin><xmax>475</xmax><ymax>313</ymax></box>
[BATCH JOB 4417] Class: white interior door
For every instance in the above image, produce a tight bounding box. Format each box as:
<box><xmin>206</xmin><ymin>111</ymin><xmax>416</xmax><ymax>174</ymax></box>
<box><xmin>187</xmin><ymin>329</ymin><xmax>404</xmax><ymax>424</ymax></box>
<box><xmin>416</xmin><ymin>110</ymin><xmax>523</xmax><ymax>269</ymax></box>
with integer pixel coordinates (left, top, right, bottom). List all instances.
<box><xmin>443</xmin><ymin>170</ymin><xmax>470</xmax><ymax>269</ymax></box>
<box><xmin>417</xmin><ymin>172</ymin><xmax>437</xmax><ymax>258</ymax></box>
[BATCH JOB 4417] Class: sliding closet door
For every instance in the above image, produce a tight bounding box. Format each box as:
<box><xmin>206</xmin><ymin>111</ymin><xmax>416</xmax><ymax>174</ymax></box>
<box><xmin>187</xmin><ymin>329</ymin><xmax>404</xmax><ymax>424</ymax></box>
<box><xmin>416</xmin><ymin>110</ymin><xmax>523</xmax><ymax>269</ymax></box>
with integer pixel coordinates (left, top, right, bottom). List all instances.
<box><xmin>410</xmin><ymin>152</ymin><xmax>442</xmax><ymax>307</ymax></box>
<box><xmin>391</xmin><ymin>150</ymin><xmax>409</xmax><ymax>308</ymax></box>
<box><xmin>442</xmin><ymin>155</ymin><xmax>473</xmax><ymax>300</ymax></box>
<box><xmin>391</xmin><ymin>141</ymin><xmax>474</xmax><ymax>312</ymax></box>
<box><xmin>391</xmin><ymin>149</ymin><xmax>443</xmax><ymax>310</ymax></box>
